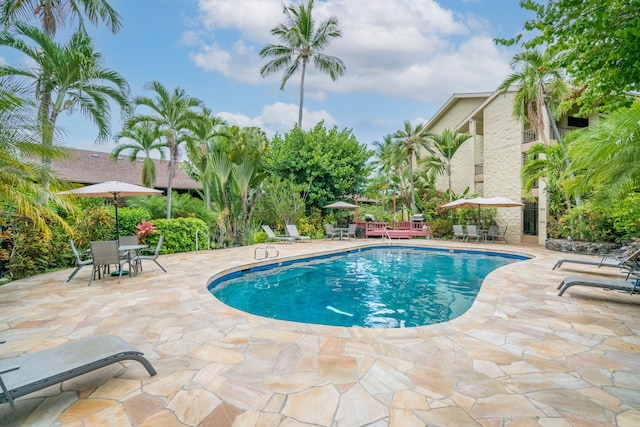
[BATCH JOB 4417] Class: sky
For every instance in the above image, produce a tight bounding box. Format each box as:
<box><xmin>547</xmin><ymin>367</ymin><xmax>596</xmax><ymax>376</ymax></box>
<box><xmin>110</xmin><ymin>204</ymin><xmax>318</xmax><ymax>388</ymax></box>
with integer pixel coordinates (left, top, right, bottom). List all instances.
<box><xmin>0</xmin><ymin>0</ymin><xmax>535</xmax><ymax>154</ymax></box>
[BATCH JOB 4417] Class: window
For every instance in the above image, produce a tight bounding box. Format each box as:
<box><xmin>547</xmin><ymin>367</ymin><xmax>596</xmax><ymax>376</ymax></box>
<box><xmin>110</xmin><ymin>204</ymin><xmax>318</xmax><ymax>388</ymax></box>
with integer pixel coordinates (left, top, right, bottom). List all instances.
<box><xmin>523</xmin><ymin>201</ymin><xmax>538</xmax><ymax>236</ymax></box>
<box><xmin>567</xmin><ymin>116</ymin><xmax>589</xmax><ymax>128</ymax></box>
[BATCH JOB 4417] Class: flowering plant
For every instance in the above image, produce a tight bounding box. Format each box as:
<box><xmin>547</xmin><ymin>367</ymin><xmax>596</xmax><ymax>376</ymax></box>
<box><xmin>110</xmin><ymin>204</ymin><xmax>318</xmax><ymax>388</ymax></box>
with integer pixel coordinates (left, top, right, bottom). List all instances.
<box><xmin>135</xmin><ymin>220</ymin><xmax>157</xmax><ymax>243</ymax></box>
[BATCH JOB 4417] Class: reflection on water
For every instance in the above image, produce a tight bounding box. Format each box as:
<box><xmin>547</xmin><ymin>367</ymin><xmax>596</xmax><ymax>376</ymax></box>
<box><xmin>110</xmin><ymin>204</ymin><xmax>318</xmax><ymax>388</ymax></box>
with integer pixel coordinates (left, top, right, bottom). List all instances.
<box><xmin>211</xmin><ymin>248</ymin><xmax>522</xmax><ymax>328</ymax></box>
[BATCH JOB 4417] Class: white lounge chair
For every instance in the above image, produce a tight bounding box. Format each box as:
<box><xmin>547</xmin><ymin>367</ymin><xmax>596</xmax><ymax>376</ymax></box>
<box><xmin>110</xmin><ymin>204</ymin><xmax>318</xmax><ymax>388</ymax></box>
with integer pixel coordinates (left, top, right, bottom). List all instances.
<box><xmin>557</xmin><ymin>274</ymin><xmax>640</xmax><ymax>296</ymax></box>
<box><xmin>0</xmin><ymin>334</ymin><xmax>156</xmax><ymax>409</ymax></box>
<box><xmin>285</xmin><ymin>224</ymin><xmax>311</xmax><ymax>241</ymax></box>
<box><xmin>262</xmin><ymin>225</ymin><xmax>295</xmax><ymax>243</ymax></box>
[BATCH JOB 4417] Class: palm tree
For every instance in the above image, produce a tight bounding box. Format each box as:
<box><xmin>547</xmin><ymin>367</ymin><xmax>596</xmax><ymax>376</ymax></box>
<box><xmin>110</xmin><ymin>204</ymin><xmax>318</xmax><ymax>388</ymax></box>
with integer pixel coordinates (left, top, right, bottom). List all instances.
<box><xmin>183</xmin><ymin>108</ymin><xmax>227</xmax><ymax>211</ymax></box>
<box><xmin>129</xmin><ymin>81</ymin><xmax>203</xmax><ymax>219</ymax></box>
<box><xmin>0</xmin><ymin>82</ymin><xmax>72</xmax><ymax>237</ymax></box>
<box><xmin>112</xmin><ymin>123</ymin><xmax>166</xmax><ymax>188</ymax></box>
<box><xmin>259</xmin><ymin>0</ymin><xmax>345</xmax><ymax>128</ymax></box>
<box><xmin>421</xmin><ymin>128</ymin><xmax>471</xmax><ymax>201</ymax></box>
<box><xmin>391</xmin><ymin>121</ymin><xmax>430</xmax><ymax>213</ymax></box>
<box><xmin>0</xmin><ymin>0</ymin><xmax>121</xmax><ymax>36</ymax></box>
<box><xmin>0</xmin><ymin>23</ymin><xmax>129</xmax><ymax>200</ymax></box>
<box><xmin>498</xmin><ymin>49</ymin><xmax>579</xmax><ymax>207</ymax></box>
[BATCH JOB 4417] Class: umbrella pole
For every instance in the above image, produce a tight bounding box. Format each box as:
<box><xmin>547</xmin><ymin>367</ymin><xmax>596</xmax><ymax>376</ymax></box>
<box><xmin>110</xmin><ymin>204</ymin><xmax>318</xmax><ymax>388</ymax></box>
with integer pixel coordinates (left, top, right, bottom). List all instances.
<box><xmin>113</xmin><ymin>194</ymin><xmax>120</xmax><ymax>241</ymax></box>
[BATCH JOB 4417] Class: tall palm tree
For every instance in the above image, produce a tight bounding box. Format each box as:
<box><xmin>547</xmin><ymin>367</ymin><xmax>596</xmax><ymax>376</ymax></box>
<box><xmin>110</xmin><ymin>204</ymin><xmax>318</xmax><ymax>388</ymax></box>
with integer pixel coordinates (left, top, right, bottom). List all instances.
<box><xmin>0</xmin><ymin>82</ymin><xmax>72</xmax><ymax>237</ymax></box>
<box><xmin>129</xmin><ymin>81</ymin><xmax>203</xmax><ymax>219</ymax></box>
<box><xmin>0</xmin><ymin>23</ymin><xmax>129</xmax><ymax>200</ymax></box>
<box><xmin>259</xmin><ymin>0</ymin><xmax>345</xmax><ymax>128</ymax></box>
<box><xmin>112</xmin><ymin>122</ymin><xmax>166</xmax><ymax>188</ymax></box>
<box><xmin>0</xmin><ymin>0</ymin><xmax>121</xmax><ymax>36</ymax></box>
<box><xmin>391</xmin><ymin>121</ymin><xmax>430</xmax><ymax>213</ymax></box>
<box><xmin>498</xmin><ymin>49</ymin><xmax>579</xmax><ymax>207</ymax></box>
<box><xmin>183</xmin><ymin>108</ymin><xmax>227</xmax><ymax>211</ymax></box>
<box><xmin>421</xmin><ymin>128</ymin><xmax>471</xmax><ymax>201</ymax></box>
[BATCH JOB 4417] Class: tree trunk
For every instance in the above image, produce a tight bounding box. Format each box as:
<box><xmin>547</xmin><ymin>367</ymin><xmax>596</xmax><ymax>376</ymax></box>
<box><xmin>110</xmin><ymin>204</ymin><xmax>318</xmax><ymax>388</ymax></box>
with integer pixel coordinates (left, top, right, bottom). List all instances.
<box><xmin>298</xmin><ymin>59</ymin><xmax>307</xmax><ymax>128</ymax></box>
<box><xmin>408</xmin><ymin>147</ymin><xmax>415</xmax><ymax>214</ymax></box>
<box><xmin>166</xmin><ymin>156</ymin><xmax>175</xmax><ymax>219</ymax></box>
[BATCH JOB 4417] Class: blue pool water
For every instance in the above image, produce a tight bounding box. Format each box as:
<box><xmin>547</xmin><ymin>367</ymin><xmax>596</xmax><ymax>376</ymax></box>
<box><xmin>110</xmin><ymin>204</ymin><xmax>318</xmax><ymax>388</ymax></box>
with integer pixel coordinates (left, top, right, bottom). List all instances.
<box><xmin>208</xmin><ymin>247</ymin><xmax>526</xmax><ymax>328</ymax></box>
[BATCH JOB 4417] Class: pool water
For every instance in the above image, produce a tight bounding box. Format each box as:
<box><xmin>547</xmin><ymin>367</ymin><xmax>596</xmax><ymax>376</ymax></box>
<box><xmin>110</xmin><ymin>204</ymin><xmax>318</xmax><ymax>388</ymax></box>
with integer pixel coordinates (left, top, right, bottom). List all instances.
<box><xmin>209</xmin><ymin>247</ymin><xmax>525</xmax><ymax>328</ymax></box>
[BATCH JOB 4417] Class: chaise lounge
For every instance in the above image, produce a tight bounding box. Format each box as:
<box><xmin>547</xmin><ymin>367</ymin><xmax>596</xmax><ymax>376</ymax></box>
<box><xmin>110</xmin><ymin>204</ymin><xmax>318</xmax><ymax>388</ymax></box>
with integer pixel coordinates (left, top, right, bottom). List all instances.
<box><xmin>285</xmin><ymin>224</ymin><xmax>311</xmax><ymax>241</ymax></box>
<box><xmin>0</xmin><ymin>334</ymin><xmax>157</xmax><ymax>409</ymax></box>
<box><xmin>552</xmin><ymin>248</ymin><xmax>640</xmax><ymax>271</ymax></box>
<box><xmin>557</xmin><ymin>275</ymin><xmax>640</xmax><ymax>296</ymax></box>
<box><xmin>262</xmin><ymin>225</ymin><xmax>295</xmax><ymax>243</ymax></box>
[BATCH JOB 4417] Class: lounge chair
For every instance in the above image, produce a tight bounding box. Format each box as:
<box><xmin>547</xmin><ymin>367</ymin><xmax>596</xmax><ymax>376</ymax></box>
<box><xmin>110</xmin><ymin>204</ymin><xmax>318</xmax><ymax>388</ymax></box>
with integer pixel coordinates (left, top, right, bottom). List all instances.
<box><xmin>262</xmin><ymin>225</ymin><xmax>295</xmax><ymax>243</ymax></box>
<box><xmin>466</xmin><ymin>225</ymin><xmax>481</xmax><ymax>242</ymax></box>
<box><xmin>0</xmin><ymin>334</ymin><xmax>157</xmax><ymax>409</ymax></box>
<box><xmin>285</xmin><ymin>224</ymin><xmax>311</xmax><ymax>241</ymax></box>
<box><xmin>557</xmin><ymin>275</ymin><xmax>640</xmax><ymax>296</ymax></box>
<box><xmin>324</xmin><ymin>224</ymin><xmax>337</xmax><ymax>240</ymax></box>
<box><xmin>452</xmin><ymin>224</ymin><xmax>467</xmax><ymax>241</ymax></box>
<box><xmin>89</xmin><ymin>240</ymin><xmax>129</xmax><ymax>286</ymax></box>
<box><xmin>132</xmin><ymin>235</ymin><xmax>166</xmax><ymax>273</ymax></box>
<box><xmin>552</xmin><ymin>248</ymin><xmax>640</xmax><ymax>271</ymax></box>
<box><xmin>66</xmin><ymin>240</ymin><xmax>93</xmax><ymax>282</ymax></box>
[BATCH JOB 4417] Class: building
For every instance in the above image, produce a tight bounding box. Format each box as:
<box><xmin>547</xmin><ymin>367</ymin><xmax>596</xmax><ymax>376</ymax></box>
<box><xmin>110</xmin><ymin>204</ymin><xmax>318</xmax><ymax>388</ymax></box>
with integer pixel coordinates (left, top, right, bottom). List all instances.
<box><xmin>424</xmin><ymin>88</ymin><xmax>597</xmax><ymax>245</ymax></box>
<box><xmin>51</xmin><ymin>148</ymin><xmax>201</xmax><ymax>192</ymax></box>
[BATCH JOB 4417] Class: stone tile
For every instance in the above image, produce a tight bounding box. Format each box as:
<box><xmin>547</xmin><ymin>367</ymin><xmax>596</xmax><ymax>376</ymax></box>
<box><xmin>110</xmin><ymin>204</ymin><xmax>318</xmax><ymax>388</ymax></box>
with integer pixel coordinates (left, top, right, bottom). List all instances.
<box><xmin>139</xmin><ymin>409</ymin><xmax>186</xmax><ymax>427</ymax></box>
<box><xmin>167</xmin><ymin>388</ymin><xmax>221</xmax><ymax>425</ymax></box>
<box><xmin>281</xmin><ymin>385</ymin><xmax>340</xmax><ymax>425</ymax></box>
<box><xmin>335</xmin><ymin>384</ymin><xmax>388</xmax><ymax>425</ymax></box>
<box><xmin>469</xmin><ymin>394</ymin><xmax>544</xmax><ymax>418</ymax></box>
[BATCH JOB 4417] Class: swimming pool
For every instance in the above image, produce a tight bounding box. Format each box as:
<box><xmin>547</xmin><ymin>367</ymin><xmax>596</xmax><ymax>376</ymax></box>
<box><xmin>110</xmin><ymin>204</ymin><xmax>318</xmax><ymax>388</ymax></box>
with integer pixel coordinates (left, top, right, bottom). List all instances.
<box><xmin>208</xmin><ymin>246</ymin><xmax>527</xmax><ymax>328</ymax></box>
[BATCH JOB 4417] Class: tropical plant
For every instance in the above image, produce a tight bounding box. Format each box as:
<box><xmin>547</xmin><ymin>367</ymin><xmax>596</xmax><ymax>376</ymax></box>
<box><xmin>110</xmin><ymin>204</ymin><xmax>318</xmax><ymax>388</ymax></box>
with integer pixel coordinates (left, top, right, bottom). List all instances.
<box><xmin>0</xmin><ymin>0</ymin><xmax>121</xmax><ymax>36</ymax></box>
<box><xmin>0</xmin><ymin>24</ymin><xmax>129</xmax><ymax>201</ymax></box>
<box><xmin>421</xmin><ymin>128</ymin><xmax>471</xmax><ymax>201</ymax></box>
<box><xmin>567</xmin><ymin>100</ymin><xmax>640</xmax><ymax>204</ymax></box>
<box><xmin>391</xmin><ymin>121</ymin><xmax>430</xmax><ymax>213</ymax></box>
<box><xmin>128</xmin><ymin>81</ymin><xmax>203</xmax><ymax>219</ymax></box>
<box><xmin>500</xmin><ymin>0</ymin><xmax>639</xmax><ymax>114</ymax></box>
<box><xmin>259</xmin><ymin>0</ymin><xmax>345</xmax><ymax>128</ymax></box>
<box><xmin>0</xmin><ymin>81</ymin><xmax>72</xmax><ymax>238</ymax></box>
<box><xmin>112</xmin><ymin>122</ymin><xmax>166</xmax><ymax>188</ymax></box>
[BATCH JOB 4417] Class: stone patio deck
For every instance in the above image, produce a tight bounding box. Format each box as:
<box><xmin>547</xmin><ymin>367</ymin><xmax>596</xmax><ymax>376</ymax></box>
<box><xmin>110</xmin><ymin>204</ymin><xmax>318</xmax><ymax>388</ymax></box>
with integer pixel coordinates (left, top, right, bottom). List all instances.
<box><xmin>0</xmin><ymin>239</ymin><xmax>639</xmax><ymax>426</ymax></box>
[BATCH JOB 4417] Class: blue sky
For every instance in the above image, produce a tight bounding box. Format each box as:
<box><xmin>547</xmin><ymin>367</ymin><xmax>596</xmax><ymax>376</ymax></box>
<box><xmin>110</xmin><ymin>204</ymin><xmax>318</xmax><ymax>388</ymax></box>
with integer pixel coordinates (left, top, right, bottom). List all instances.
<box><xmin>0</xmin><ymin>0</ymin><xmax>533</xmax><ymax>153</ymax></box>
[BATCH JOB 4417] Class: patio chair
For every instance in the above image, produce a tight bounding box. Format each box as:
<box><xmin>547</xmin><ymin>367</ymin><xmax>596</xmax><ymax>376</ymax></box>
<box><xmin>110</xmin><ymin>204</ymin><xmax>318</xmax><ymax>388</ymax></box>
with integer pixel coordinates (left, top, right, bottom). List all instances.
<box><xmin>0</xmin><ymin>334</ymin><xmax>156</xmax><ymax>409</ymax></box>
<box><xmin>557</xmin><ymin>274</ymin><xmax>640</xmax><ymax>296</ymax></box>
<box><xmin>324</xmin><ymin>224</ymin><xmax>337</xmax><ymax>240</ymax></box>
<box><xmin>89</xmin><ymin>240</ymin><xmax>128</xmax><ymax>286</ymax></box>
<box><xmin>132</xmin><ymin>235</ymin><xmax>166</xmax><ymax>273</ymax></box>
<box><xmin>452</xmin><ymin>224</ymin><xmax>467</xmax><ymax>241</ymax></box>
<box><xmin>66</xmin><ymin>240</ymin><xmax>93</xmax><ymax>282</ymax></box>
<box><xmin>500</xmin><ymin>226</ymin><xmax>509</xmax><ymax>243</ymax></box>
<box><xmin>553</xmin><ymin>248</ymin><xmax>640</xmax><ymax>272</ymax></box>
<box><xmin>347</xmin><ymin>224</ymin><xmax>357</xmax><ymax>240</ymax></box>
<box><xmin>262</xmin><ymin>225</ymin><xmax>295</xmax><ymax>243</ymax></box>
<box><xmin>285</xmin><ymin>224</ymin><xmax>311</xmax><ymax>241</ymax></box>
<box><xmin>486</xmin><ymin>225</ymin><xmax>499</xmax><ymax>242</ymax></box>
<box><xmin>466</xmin><ymin>225</ymin><xmax>482</xmax><ymax>242</ymax></box>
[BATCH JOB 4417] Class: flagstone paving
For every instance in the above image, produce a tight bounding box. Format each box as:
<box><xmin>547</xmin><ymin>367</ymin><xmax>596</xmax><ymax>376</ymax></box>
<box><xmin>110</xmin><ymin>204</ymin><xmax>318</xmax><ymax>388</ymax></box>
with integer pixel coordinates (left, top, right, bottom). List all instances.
<box><xmin>0</xmin><ymin>239</ymin><xmax>639</xmax><ymax>426</ymax></box>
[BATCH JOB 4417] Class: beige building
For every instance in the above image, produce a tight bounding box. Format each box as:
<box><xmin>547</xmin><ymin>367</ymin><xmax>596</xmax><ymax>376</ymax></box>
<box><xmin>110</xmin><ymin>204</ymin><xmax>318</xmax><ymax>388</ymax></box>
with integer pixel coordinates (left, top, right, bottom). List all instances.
<box><xmin>424</xmin><ymin>88</ymin><xmax>596</xmax><ymax>245</ymax></box>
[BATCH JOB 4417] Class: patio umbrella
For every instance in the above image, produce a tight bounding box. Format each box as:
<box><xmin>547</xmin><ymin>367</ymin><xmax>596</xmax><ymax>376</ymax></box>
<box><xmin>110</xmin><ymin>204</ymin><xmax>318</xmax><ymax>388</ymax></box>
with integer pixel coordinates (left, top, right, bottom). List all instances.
<box><xmin>323</xmin><ymin>201</ymin><xmax>358</xmax><ymax>225</ymax></box>
<box><xmin>440</xmin><ymin>196</ymin><xmax>523</xmax><ymax>223</ymax></box>
<box><xmin>59</xmin><ymin>181</ymin><xmax>163</xmax><ymax>240</ymax></box>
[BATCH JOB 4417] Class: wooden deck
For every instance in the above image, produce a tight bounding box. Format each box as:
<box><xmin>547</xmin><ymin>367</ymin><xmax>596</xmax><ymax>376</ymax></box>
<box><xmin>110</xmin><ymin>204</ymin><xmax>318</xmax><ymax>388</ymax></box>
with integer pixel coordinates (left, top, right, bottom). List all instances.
<box><xmin>358</xmin><ymin>221</ymin><xmax>431</xmax><ymax>239</ymax></box>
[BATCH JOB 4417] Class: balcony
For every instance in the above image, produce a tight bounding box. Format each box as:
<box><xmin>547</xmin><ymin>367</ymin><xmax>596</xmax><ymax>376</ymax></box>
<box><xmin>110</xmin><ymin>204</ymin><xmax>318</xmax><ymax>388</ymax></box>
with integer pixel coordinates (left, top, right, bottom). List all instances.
<box><xmin>474</xmin><ymin>163</ymin><xmax>484</xmax><ymax>182</ymax></box>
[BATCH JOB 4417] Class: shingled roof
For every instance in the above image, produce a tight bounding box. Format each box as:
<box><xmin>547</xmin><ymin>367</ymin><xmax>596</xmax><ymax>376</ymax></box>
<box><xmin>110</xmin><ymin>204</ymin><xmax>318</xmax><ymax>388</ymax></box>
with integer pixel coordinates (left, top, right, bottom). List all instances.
<box><xmin>51</xmin><ymin>148</ymin><xmax>201</xmax><ymax>191</ymax></box>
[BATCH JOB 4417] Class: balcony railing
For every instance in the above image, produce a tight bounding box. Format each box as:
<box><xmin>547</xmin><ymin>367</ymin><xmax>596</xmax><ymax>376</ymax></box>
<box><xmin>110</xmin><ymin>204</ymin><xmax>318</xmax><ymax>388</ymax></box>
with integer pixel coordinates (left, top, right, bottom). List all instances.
<box><xmin>474</xmin><ymin>164</ymin><xmax>484</xmax><ymax>175</ymax></box>
<box><xmin>523</xmin><ymin>126</ymin><xmax>583</xmax><ymax>144</ymax></box>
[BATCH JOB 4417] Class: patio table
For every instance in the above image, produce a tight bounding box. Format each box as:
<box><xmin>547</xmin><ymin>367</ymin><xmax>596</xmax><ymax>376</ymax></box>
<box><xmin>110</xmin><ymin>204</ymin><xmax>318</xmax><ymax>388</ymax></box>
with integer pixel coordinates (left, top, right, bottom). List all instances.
<box><xmin>118</xmin><ymin>244</ymin><xmax>148</xmax><ymax>276</ymax></box>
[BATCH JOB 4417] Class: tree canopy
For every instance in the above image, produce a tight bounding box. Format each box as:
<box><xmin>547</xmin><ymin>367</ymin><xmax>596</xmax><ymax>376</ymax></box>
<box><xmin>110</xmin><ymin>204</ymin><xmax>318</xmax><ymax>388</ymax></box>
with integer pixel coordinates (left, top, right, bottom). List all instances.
<box><xmin>498</xmin><ymin>0</ymin><xmax>640</xmax><ymax>113</ymax></box>
<box><xmin>265</xmin><ymin>122</ymin><xmax>372</xmax><ymax>210</ymax></box>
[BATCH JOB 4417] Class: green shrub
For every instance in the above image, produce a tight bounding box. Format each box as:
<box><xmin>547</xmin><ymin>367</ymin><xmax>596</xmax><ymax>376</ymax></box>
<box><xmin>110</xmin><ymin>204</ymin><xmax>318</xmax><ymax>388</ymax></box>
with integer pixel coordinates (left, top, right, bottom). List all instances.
<box><xmin>431</xmin><ymin>218</ymin><xmax>453</xmax><ymax>239</ymax></box>
<box><xmin>549</xmin><ymin>202</ymin><xmax>617</xmax><ymax>242</ymax></box>
<box><xmin>253</xmin><ymin>231</ymin><xmax>268</xmax><ymax>244</ymax></box>
<box><xmin>612</xmin><ymin>193</ymin><xmax>640</xmax><ymax>241</ymax></box>
<box><xmin>115</xmin><ymin>207</ymin><xmax>152</xmax><ymax>236</ymax></box>
<box><xmin>152</xmin><ymin>217</ymin><xmax>208</xmax><ymax>253</ymax></box>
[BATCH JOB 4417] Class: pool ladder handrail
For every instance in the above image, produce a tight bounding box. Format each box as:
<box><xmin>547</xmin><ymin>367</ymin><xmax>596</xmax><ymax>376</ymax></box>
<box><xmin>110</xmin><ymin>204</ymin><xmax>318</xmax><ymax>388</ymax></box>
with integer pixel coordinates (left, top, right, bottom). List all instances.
<box><xmin>195</xmin><ymin>229</ymin><xmax>211</xmax><ymax>251</ymax></box>
<box><xmin>382</xmin><ymin>226</ymin><xmax>392</xmax><ymax>245</ymax></box>
<box><xmin>254</xmin><ymin>246</ymin><xmax>279</xmax><ymax>260</ymax></box>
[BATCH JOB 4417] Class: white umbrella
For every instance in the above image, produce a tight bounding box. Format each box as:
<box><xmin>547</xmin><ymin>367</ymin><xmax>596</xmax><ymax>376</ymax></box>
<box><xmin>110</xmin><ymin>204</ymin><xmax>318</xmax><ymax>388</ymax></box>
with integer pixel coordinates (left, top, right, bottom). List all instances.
<box><xmin>59</xmin><ymin>181</ymin><xmax>163</xmax><ymax>240</ymax></box>
<box><xmin>323</xmin><ymin>201</ymin><xmax>358</xmax><ymax>209</ymax></box>
<box><xmin>440</xmin><ymin>196</ymin><xmax>523</xmax><ymax>223</ymax></box>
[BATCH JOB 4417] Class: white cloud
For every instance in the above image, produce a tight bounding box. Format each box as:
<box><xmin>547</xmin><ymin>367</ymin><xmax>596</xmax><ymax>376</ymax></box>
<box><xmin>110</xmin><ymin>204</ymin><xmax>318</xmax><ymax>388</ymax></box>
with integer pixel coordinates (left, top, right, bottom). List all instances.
<box><xmin>217</xmin><ymin>102</ymin><xmax>336</xmax><ymax>137</ymax></box>
<box><xmin>189</xmin><ymin>0</ymin><xmax>512</xmax><ymax>102</ymax></box>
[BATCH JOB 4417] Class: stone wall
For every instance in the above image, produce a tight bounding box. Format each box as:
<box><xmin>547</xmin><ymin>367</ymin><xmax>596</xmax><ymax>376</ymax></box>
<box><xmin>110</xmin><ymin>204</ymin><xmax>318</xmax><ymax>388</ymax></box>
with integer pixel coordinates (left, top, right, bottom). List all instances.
<box><xmin>545</xmin><ymin>239</ymin><xmax>621</xmax><ymax>256</ymax></box>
